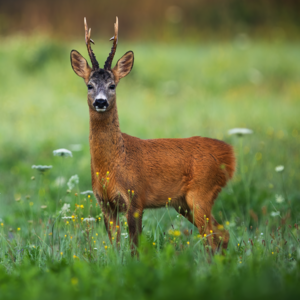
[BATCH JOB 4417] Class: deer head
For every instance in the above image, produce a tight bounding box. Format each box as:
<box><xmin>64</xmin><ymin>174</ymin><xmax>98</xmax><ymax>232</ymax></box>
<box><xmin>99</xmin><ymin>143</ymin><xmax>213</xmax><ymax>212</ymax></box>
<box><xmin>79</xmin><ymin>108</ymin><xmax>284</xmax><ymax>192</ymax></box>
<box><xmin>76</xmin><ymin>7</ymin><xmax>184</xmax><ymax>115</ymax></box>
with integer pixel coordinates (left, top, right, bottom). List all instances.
<box><xmin>70</xmin><ymin>17</ymin><xmax>134</xmax><ymax>113</ymax></box>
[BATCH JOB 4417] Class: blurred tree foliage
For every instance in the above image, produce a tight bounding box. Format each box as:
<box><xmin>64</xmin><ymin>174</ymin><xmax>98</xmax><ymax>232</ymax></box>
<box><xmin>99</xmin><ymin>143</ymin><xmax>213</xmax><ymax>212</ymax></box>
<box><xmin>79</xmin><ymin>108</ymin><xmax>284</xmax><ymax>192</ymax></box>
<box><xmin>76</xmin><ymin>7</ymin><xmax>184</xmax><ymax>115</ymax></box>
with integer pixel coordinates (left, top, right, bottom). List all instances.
<box><xmin>0</xmin><ymin>0</ymin><xmax>299</xmax><ymax>40</ymax></box>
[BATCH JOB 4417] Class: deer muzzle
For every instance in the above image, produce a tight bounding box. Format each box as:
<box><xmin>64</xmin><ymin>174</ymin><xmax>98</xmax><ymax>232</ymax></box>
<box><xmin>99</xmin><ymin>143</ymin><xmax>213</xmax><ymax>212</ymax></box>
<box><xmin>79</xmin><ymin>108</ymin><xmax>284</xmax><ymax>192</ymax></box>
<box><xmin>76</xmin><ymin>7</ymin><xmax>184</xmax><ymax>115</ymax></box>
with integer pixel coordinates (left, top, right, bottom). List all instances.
<box><xmin>93</xmin><ymin>99</ymin><xmax>109</xmax><ymax>112</ymax></box>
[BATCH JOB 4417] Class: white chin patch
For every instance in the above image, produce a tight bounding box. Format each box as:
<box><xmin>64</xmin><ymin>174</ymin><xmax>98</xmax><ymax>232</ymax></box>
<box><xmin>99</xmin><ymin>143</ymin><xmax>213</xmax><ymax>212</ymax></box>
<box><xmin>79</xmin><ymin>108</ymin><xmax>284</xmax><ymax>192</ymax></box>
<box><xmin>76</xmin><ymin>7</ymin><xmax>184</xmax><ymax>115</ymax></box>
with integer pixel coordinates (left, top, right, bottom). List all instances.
<box><xmin>95</xmin><ymin>106</ymin><xmax>107</xmax><ymax>112</ymax></box>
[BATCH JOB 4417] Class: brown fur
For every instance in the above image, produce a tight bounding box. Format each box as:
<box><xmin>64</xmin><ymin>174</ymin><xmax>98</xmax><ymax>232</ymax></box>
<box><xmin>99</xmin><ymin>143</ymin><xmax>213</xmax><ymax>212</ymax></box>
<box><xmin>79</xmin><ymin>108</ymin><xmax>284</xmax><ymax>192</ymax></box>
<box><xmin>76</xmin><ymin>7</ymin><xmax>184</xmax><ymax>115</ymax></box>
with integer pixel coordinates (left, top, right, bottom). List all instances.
<box><xmin>70</xmin><ymin>39</ymin><xmax>235</xmax><ymax>255</ymax></box>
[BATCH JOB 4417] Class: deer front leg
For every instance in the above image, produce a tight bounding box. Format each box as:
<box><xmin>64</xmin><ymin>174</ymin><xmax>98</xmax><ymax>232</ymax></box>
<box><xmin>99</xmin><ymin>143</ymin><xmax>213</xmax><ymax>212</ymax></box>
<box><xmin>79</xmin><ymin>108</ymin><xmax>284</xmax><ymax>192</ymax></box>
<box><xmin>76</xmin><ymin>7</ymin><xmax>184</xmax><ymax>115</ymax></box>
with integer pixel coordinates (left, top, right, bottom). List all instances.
<box><xmin>127</xmin><ymin>206</ymin><xmax>143</xmax><ymax>256</ymax></box>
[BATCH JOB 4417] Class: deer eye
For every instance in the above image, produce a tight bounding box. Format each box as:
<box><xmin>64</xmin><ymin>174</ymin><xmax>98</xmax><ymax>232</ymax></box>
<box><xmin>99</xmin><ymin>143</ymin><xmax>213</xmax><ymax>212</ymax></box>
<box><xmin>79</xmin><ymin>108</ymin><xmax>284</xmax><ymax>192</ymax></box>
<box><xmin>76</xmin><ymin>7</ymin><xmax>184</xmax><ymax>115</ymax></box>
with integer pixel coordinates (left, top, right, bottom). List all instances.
<box><xmin>87</xmin><ymin>84</ymin><xmax>93</xmax><ymax>90</ymax></box>
<box><xmin>109</xmin><ymin>84</ymin><xmax>116</xmax><ymax>90</ymax></box>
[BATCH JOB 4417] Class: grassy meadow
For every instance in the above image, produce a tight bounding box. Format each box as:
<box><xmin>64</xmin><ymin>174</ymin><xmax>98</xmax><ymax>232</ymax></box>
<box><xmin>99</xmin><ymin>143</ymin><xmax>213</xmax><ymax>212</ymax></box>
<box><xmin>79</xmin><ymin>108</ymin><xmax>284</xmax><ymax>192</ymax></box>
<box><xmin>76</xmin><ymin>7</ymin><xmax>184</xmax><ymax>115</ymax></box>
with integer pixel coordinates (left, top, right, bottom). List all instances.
<box><xmin>0</xmin><ymin>35</ymin><xmax>300</xmax><ymax>299</ymax></box>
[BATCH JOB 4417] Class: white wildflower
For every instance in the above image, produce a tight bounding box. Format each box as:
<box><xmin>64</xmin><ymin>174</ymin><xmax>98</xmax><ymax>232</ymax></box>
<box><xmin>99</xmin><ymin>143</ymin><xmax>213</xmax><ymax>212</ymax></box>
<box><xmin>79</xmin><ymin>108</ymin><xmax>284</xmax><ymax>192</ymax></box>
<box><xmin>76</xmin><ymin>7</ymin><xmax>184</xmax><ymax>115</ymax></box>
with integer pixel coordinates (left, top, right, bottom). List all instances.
<box><xmin>60</xmin><ymin>203</ymin><xmax>70</xmax><ymax>215</ymax></box>
<box><xmin>53</xmin><ymin>148</ymin><xmax>73</xmax><ymax>157</ymax></box>
<box><xmin>275</xmin><ymin>194</ymin><xmax>284</xmax><ymax>203</ymax></box>
<box><xmin>62</xmin><ymin>216</ymin><xmax>73</xmax><ymax>220</ymax></box>
<box><xmin>67</xmin><ymin>175</ymin><xmax>79</xmax><ymax>190</ymax></box>
<box><xmin>80</xmin><ymin>190</ymin><xmax>94</xmax><ymax>196</ymax></box>
<box><xmin>83</xmin><ymin>217</ymin><xmax>96</xmax><ymax>222</ymax></box>
<box><xmin>32</xmin><ymin>165</ymin><xmax>52</xmax><ymax>172</ymax></box>
<box><xmin>270</xmin><ymin>211</ymin><xmax>280</xmax><ymax>217</ymax></box>
<box><xmin>121</xmin><ymin>233</ymin><xmax>128</xmax><ymax>239</ymax></box>
<box><xmin>228</xmin><ymin>128</ymin><xmax>253</xmax><ymax>136</ymax></box>
<box><xmin>275</xmin><ymin>165</ymin><xmax>284</xmax><ymax>173</ymax></box>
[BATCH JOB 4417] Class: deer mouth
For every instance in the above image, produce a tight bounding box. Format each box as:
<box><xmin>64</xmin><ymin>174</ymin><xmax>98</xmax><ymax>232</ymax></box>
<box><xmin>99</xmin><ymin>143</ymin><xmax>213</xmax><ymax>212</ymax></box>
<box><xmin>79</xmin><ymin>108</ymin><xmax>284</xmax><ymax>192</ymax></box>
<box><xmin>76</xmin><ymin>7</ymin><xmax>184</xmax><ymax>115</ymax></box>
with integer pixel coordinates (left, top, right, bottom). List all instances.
<box><xmin>95</xmin><ymin>107</ymin><xmax>107</xmax><ymax>112</ymax></box>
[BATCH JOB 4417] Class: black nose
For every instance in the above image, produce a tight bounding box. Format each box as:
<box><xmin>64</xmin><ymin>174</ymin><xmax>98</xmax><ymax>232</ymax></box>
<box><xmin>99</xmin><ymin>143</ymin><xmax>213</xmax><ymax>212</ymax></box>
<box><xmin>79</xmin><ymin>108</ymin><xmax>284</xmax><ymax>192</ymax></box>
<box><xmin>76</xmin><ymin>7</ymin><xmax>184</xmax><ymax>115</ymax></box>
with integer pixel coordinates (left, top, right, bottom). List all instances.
<box><xmin>93</xmin><ymin>99</ymin><xmax>109</xmax><ymax>109</ymax></box>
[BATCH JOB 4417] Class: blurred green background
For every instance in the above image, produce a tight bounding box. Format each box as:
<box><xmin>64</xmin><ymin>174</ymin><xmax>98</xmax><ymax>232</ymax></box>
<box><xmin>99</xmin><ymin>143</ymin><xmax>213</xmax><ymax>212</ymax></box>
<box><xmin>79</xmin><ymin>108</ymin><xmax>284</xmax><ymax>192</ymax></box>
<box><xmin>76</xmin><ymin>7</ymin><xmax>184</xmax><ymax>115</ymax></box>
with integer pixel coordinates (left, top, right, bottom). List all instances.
<box><xmin>0</xmin><ymin>2</ymin><xmax>300</xmax><ymax>298</ymax></box>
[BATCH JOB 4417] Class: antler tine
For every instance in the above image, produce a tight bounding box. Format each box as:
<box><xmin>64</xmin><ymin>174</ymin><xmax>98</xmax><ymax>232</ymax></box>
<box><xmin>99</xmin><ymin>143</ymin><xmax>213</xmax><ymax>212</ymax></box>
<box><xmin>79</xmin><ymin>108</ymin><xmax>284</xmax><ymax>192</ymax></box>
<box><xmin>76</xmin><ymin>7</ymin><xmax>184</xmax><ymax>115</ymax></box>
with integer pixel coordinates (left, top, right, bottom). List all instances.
<box><xmin>104</xmin><ymin>17</ymin><xmax>119</xmax><ymax>70</ymax></box>
<box><xmin>84</xmin><ymin>17</ymin><xmax>99</xmax><ymax>70</ymax></box>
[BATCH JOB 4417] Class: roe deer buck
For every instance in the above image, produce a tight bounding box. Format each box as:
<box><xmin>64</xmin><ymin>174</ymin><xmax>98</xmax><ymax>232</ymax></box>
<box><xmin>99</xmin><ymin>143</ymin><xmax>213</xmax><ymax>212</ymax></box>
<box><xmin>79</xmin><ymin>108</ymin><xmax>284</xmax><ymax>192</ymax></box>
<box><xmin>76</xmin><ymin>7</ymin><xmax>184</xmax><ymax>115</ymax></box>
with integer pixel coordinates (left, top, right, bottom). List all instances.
<box><xmin>70</xmin><ymin>17</ymin><xmax>235</xmax><ymax>253</ymax></box>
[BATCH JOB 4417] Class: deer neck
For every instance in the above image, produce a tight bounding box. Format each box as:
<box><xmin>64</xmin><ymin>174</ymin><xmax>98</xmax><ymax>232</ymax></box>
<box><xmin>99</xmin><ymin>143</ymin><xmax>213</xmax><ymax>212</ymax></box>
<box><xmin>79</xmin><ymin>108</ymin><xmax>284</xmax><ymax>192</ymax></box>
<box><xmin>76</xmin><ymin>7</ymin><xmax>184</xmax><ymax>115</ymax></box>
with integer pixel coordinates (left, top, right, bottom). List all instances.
<box><xmin>89</xmin><ymin>103</ymin><xmax>124</xmax><ymax>175</ymax></box>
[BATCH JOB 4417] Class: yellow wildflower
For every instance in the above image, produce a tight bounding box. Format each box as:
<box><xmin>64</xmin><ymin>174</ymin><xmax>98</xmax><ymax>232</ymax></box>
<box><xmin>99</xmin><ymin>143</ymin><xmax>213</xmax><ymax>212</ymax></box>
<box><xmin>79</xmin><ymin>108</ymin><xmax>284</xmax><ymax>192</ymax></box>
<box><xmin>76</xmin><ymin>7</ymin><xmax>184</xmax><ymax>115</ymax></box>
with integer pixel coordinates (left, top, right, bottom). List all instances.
<box><xmin>173</xmin><ymin>230</ymin><xmax>181</xmax><ymax>236</ymax></box>
<box><xmin>88</xmin><ymin>195</ymin><xmax>90</xmax><ymax>199</ymax></box>
<box><xmin>153</xmin><ymin>242</ymin><xmax>156</xmax><ymax>246</ymax></box>
<box><xmin>210</xmin><ymin>230</ymin><xmax>213</xmax><ymax>234</ymax></box>
<box><xmin>187</xmin><ymin>241</ymin><xmax>190</xmax><ymax>245</ymax></box>
<box><xmin>1</xmin><ymin>223</ymin><xmax>3</xmax><ymax>227</ymax></box>
<box><xmin>204</xmin><ymin>234</ymin><xmax>207</xmax><ymax>237</ymax></box>
<box><xmin>133</xmin><ymin>211</ymin><xmax>139</xmax><ymax>218</ymax></box>
<box><xmin>60</xmin><ymin>252</ymin><xmax>63</xmax><ymax>256</ymax></box>
<box><xmin>104</xmin><ymin>246</ymin><xmax>108</xmax><ymax>249</ymax></box>
<box><xmin>17</xmin><ymin>228</ymin><xmax>21</xmax><ymax>231</ymax></box>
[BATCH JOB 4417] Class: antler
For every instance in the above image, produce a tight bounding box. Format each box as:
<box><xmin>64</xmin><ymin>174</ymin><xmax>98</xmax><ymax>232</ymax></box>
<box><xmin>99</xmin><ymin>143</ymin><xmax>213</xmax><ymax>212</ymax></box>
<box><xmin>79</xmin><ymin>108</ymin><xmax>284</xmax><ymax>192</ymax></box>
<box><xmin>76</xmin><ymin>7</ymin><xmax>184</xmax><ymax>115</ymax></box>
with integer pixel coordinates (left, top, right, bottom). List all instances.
<box><xmin>104</xmin><ymin>17</ymin><xmax>118</xmax><ymax>70</ymax></box>
<box><xmin>84</xmin><ymin>17</ymin><xmax>99</xmax><ymax>70</ymax></box>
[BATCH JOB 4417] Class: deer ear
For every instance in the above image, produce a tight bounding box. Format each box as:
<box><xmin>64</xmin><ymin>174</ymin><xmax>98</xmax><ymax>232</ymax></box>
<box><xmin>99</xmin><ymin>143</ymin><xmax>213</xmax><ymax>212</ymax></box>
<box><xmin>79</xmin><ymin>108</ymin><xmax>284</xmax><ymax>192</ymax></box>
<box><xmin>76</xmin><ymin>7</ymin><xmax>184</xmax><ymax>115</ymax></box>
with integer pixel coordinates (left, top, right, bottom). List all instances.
<box><xmin>70</xmin><ymin>50</ymin><xmax>92</xmax><ymax>83</ymax></box>
<box><xmin>112</xmin><ymin>51</ymin><xmax>134</xmax><ymax>81</ymax></box>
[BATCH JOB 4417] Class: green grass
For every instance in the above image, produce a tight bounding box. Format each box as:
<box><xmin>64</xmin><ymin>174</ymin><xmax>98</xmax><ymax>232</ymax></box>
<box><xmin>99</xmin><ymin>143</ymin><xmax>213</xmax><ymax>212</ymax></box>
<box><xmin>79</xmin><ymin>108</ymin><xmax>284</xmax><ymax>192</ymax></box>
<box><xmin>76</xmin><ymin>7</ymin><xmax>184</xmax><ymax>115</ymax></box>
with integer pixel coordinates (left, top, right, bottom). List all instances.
<box><xmin>0</xmin><ymin>35</ymin><xmax>300</xmax><ymax>299</ymax></box>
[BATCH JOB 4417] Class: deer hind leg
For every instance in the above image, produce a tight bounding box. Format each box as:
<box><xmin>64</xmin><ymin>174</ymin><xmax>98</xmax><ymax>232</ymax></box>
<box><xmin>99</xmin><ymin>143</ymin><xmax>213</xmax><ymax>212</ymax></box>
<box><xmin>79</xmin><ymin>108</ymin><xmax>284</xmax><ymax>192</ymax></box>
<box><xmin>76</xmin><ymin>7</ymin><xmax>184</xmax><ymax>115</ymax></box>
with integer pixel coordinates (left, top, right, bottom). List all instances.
<box><xmin>185</xmin><ymin>186</ymin><xmax>225</xmax><ymax>253</ymax></box>
<box><xmin>211</xmin><ymin>215</ymin><xmax>230</xmax><ymax>251</ymax></box>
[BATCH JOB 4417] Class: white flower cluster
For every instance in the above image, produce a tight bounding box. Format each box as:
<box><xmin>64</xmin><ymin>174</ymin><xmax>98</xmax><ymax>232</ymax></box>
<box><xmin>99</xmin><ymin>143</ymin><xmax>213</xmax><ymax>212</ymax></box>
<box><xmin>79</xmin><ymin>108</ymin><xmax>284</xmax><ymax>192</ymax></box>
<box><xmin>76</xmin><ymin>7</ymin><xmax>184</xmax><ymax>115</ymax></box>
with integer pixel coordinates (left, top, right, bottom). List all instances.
<box><xmin>60</xmin><ymin>203</ymin><xmax>70</xmax><ymax>215</ymax></box>
<box><xmin>32</xmin><ymin>165</ymin><xmax>52</xmax><ymax>172</ymax></box>
<box><xmin>67</xmin><ymin>175</ymin><xmax>79</xmax><ymax>190</ymax></box>
<box><xmin>228</xmin><ymin>128</ymin><xmax>253</xmax><ymax>136</ymax></box>
<box><xmin>53</xmin><ymin>148</ymin><xmax>73</xmax><ymax>157</ymax></box>
<box><xmin>80</xmin><ymin>190</ymin><xmax>94</xmax><ymax>196</ymax></box>
<box><xmin>275</xmin><ymin>165</ymin><xmax>284</xmax><ymax>173</ymax></box>
<box><xmin>83</xmin><ymin>217</ymin><xmax>96</xmax><ymax>222</ymax></box>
